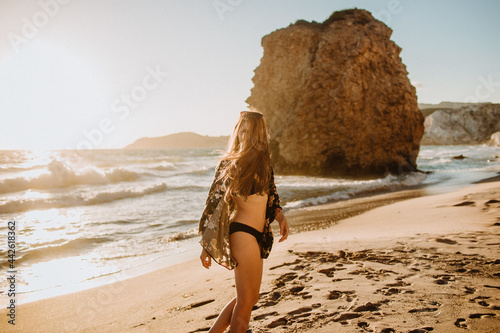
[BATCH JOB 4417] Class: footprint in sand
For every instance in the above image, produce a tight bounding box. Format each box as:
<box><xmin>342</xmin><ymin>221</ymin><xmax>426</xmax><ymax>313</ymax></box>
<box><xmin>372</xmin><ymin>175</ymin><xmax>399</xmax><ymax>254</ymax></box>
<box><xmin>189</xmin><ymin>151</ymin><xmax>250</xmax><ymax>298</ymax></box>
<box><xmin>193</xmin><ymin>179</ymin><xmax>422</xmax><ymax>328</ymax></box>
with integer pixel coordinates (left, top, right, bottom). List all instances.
<box><xmin>332</xmin><ymin>311</ymin><xmax>362</xmax><ymax>322</ymax></box>
<box><xmin>386</xmin><ymin>280</ymin><xmax>411</xmax><ymax>287</ymax></box>
<box><xmin>434</xmin><ymin>279</ymin><xmax>448</xmax><ymax>285</ymax></box>
<box><xmin>292</xmin><ymin>264</ymin><xmax>309</xmax><ymax>271</ymax></box>
<box><xmin>478</xmin><ymin>300</ymin><xmax>490</xmax><ymax>307</ymax></box>
<box><xmin>435</xmin><ymin>237</ymin><xmax>458</xmax><ymax>245</ymax></box>
<box><xmin>433</xmin><ymin>274</ymin><xmax>455</xmax><ymax>285</ymax></box>
<box><xmin>464</xmin><ymin>286</ymin><xmax>476</xmax><ymax>294</ymax></box>
<box><xmin>270</xmin><ymin>310</ymin><xmax>330</xmax><ymax>329</ymax></box>
<box><xmin>357</xmin><ymin>321</ymin><xmax>369</xmax><ymax>329</ymax></box>
<box><xmin>469</xmin><ymin>313</ymin><xmax>496</xmax><ymax>319</ymax></box>
<box><xmin>269</xmin><ymin>291</ymin><xmax>282</xmax><ymax>301</ymax></box>
<box><xmin>470</xmin><ymin>295</ymin><xmax>491</xmax><ymax>309</ymax></box>
<box><xmin>205</xmin><ymin>314</ymin><xmax>218</xmax><ymax>320</ymax></box>
<box><xmin>188</xmin><ymin>327</ymin><xmax>210</xmax><ymax>333</ymax></box>
<box><xmin>275</xmin><ymin>272</ymin><xmax>298</xmax><ymax>287</ymax></box>
<box><xmin>453</xmin><ymin>201</ymin><xmax>476</xmax><ymax>207</ymax></box>
<box><xmin>328</xmin><ymin>290</ymin><xmax>356</xmax><ymax>300</ymax></box>
<box><xmin>267</xmin><ymin>316</ymin><xmax>287</xmax><ymax>328</ymax></box>
<box><xmin>380</xmin><ymin>328</ymin><xmax>396</xmax><ymax>333</ymax></box>
<box><xmin>376</xmin><ymin>287</ymin><xmax>400</xmax><ymax>296</ymax></box>
<box><xmin>352</xmin><ymin>301</ymin><xmax>386</xmax><ymax>312</ymax></box>
<box><xmin>189</xmin><ymin>299</ymin><xmax>215</xmax><ymax>309</ymax></box>
<box><xmin>269</xmin><ymin>258</ymin><xmax>301</xmax><ymax>270</ymax></box>
<box><xmin>300</xmin><ymin>291</ymin><xmax>313</xmax><ymax>299</ymax></box>
<box><xmin>454</xmin><ymin>318</ymin><xmax>468</xmax><ymax>328</ymax></box>
<box><xmin>408</xmin><ymin>307</ymin><xmax>439</xmax><ymax>313</ymax></box>
<box><xmin>485</xmin><ymin>199</ymin><xmax>500</xmax><ymax>206</ymax></box>
<box><xmin>287</xmin><ymin>306</ymin><xmax>313</xmax><ymax>316</ymax></box>
<box><xmin>290</xmin><ymin>285</ymin><xmax>305</xmax><ymax>293</ymax></box>
<box><xmin>253</xmin><ymin>311</ymin><xmax>278</xmax><ymax>321</ymax></box>
<box><xmin>298</xmin><ymin>273</ymin><xmax>313</xmax><ymax>282</ymax></box>
<box><xmin>484</xmin><ymin>284</ymin><xmax>500</xmax><ymax>290</ymax></box>
<box><xmin>332</xmin><ymin>277</ymin><xmax>354</xmax><ymax>282</ymax></box>
<box><xmin>408</xmin><ymin>327</ymin><xmax>434</xmax><ymax>333</ymax></box>
<box><xmin>318</xmin><ymin>267</ymin><xmax>337</xmax><ymax>277</ymax></box>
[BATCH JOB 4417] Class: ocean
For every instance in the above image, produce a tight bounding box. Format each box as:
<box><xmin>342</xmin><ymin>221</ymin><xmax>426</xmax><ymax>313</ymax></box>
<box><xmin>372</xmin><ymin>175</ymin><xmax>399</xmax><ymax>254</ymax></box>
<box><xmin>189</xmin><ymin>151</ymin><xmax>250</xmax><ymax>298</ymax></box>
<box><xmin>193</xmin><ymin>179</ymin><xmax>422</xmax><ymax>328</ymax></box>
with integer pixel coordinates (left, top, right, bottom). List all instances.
<box><xmin>0</xmin><ymin>145</ymin><xmax>499</xmax><ymax>303</ymax></box>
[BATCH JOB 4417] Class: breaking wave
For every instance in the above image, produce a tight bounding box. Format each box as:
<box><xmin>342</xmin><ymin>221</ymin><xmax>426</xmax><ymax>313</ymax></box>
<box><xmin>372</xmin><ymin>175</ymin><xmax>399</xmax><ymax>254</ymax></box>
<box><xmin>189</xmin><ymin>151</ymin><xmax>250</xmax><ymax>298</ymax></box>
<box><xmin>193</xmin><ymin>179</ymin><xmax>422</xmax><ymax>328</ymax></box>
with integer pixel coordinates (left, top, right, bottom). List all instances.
<box><xmin>164</xmin><ymin>228</ymin><xmax>199</xmax><ymax>242</ymax></box>
<box><xmin>0</xmin><ymin>183</ymin><xmax>167</xmax><ymax>214</ymax></box>
<box><xmin>0</xmin><ymin>160</ymin><xmax>144</xmax><ymax>194</ymax></box>
<box><xmin>283</xmin><ymin>172</ymin><xmax>427</xmax><ymax>209</ymax></box>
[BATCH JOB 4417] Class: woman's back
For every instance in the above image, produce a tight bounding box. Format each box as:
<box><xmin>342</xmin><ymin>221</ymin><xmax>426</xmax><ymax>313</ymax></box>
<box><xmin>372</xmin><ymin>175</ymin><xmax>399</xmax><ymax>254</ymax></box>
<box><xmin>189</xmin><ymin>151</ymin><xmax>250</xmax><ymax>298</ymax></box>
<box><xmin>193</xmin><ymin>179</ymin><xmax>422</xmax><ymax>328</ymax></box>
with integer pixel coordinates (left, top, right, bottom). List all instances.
<box><xmin>233</xmin><ymin>194</ymin><xmax>268</xmax><ymax>233</ymax></box>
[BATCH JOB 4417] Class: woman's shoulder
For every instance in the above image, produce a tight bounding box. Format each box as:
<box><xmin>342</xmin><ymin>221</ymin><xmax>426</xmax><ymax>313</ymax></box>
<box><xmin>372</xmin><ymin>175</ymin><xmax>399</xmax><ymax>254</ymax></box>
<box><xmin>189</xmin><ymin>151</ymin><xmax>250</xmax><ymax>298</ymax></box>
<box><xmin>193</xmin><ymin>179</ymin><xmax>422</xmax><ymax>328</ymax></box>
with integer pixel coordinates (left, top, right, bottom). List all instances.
<box><xmin>214</xmin><ymin>159</ymin><xmax>228</xmax><ymax>173</ymax></box>
<box><xmin>216</xmin><ymin>158</ymin><xmax>232</xmax><ymax>169</ymax></box>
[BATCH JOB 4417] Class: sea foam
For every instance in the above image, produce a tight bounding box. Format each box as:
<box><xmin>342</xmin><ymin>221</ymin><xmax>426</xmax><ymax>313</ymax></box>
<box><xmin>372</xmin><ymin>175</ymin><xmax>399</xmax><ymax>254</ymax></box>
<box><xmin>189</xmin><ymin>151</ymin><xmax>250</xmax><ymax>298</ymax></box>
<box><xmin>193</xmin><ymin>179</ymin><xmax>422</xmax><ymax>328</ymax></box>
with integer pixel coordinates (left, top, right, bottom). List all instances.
<box><xmin>0</xmin><ymin>160</ymin><xmax>145</xmax><ymax>194</ymax></box>
<box><xmin>0</xmin><ymin>183</ymin><xmax>167</xmax><ymax>214</ymax></box>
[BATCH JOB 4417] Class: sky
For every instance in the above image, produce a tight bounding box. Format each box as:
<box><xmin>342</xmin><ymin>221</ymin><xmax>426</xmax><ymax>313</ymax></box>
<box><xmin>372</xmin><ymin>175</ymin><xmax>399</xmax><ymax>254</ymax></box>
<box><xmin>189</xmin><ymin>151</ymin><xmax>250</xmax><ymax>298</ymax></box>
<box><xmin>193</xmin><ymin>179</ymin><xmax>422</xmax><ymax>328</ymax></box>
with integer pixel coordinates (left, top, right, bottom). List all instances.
<box><xmin>0</xmin><ymin>0</ymin><xmax>499</xmax><ymax>150</ymax></box>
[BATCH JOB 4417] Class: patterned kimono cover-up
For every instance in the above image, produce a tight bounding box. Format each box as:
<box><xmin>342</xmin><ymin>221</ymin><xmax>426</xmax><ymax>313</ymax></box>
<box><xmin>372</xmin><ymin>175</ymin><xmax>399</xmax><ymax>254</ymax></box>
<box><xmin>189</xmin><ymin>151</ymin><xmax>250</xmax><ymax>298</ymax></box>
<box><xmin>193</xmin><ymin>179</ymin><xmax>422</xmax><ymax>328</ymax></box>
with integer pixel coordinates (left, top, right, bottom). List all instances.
<box><xmin>198</xmin><ymin>161</ymin><xmax>282</xmax><ymax>270</ymax></box>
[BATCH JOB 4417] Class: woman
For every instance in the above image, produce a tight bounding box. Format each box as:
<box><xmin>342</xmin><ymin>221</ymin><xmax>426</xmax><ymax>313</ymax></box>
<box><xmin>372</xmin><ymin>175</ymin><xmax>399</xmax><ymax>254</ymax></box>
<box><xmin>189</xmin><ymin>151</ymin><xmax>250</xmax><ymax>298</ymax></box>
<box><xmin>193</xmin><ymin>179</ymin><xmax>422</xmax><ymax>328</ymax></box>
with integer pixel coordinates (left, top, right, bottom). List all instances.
<box><xmin>199</xmin><ymin>110</ymin><xmax>289</xmax><ymax>333</ymax></box>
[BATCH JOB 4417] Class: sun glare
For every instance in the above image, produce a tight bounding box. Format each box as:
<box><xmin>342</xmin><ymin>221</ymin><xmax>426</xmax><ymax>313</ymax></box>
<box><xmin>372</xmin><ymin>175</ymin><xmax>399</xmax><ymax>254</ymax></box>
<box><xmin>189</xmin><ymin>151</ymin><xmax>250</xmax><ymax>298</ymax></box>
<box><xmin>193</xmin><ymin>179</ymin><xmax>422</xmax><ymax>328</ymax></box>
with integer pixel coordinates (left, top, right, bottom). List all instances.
<box><xmin>21</xmin><ymin>208</ymin><xmax>87</xmax><ymax>245</ymax></box>
<box><xmin>20</xmin><ymin>190</ymin><xmax>50</xmax><ymax>200</ymax></box>
<box><xmin>21</xmin><ymin>150</ymin><xmax>55</xmax><ymax>168</ymax></box>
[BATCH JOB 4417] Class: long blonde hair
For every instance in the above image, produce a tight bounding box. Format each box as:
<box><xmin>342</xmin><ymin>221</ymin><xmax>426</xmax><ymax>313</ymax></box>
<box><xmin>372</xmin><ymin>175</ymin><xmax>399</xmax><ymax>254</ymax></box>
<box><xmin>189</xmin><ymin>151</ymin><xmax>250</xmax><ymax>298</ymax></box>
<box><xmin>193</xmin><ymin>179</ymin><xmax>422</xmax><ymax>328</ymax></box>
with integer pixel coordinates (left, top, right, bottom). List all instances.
<box><xmin>219</xmin><ymin>110</ymin><xmax>271</xmax><ymax>204</ymax></box>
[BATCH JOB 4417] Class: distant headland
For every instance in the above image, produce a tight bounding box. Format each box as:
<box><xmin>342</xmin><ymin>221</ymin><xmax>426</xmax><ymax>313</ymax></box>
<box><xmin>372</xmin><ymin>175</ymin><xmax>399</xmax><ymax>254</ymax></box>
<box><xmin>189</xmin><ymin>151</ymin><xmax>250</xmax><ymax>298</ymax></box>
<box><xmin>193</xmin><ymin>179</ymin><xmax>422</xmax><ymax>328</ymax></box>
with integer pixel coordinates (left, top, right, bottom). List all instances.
<box><xmin>124</xmin><ymin>132</ymin><xmax>229</xmax><ymax>149</ymax></box>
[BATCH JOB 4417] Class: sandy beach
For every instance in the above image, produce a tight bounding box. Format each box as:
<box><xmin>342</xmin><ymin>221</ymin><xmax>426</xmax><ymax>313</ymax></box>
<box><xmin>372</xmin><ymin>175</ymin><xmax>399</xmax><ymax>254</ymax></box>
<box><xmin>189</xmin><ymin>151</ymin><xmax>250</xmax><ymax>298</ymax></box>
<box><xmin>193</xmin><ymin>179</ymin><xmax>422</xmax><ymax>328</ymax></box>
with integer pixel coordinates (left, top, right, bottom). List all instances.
<box><xmin>2</xmin><ymin>179</ymin><xmax>499</xmax><ymax>332</ymax></box>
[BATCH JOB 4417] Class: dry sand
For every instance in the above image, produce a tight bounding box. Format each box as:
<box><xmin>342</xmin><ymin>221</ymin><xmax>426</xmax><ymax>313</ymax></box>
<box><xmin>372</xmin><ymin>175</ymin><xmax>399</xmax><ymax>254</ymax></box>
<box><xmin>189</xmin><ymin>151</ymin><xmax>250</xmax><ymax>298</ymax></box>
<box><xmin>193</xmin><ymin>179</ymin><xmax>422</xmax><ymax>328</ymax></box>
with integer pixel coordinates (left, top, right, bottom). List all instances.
<box><xmin>1</xmin><ymin>181</ymin><xmax>499</xmax><ymax>332</ymax></box>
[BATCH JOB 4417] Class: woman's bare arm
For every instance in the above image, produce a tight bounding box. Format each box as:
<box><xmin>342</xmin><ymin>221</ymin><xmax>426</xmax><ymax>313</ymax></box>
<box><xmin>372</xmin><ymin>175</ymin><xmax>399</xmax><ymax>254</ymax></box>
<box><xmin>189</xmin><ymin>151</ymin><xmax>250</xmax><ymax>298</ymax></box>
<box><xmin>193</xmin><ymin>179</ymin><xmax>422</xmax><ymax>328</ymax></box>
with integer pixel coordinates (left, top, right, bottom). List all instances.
<box><xmin>275</xmin><ymin>211</ymin><xmax>289</xmax><ymax>242</ymax></box>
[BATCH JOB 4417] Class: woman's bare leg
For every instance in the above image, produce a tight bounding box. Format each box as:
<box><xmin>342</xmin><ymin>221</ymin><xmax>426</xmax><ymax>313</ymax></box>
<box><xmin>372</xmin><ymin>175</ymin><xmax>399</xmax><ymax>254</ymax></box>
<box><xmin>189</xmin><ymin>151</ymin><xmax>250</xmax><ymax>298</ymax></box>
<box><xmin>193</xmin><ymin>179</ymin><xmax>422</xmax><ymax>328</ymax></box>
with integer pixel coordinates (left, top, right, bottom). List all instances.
<box><xmin>229</xmin><ymin>232</ymin><xmax>263</xmax><ymax>333</ymax></box>
<box><xmin>208</xmin><ymin>297</ymin><xmax>236</xmax><ymax>333</ymax></box>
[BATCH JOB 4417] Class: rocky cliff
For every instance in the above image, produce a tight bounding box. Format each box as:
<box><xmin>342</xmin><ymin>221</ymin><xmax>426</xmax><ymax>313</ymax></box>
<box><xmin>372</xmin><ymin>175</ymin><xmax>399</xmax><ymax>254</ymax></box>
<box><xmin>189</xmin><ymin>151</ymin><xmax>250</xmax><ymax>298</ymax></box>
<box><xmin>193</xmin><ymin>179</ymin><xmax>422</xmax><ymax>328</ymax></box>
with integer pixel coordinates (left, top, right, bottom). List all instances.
<box><xmin>247</xmin><ymin>9</ymin><xmax>424</xmax><ymax>176</ymax></box>
<box><xmin>421</xmin><ymin>103</ymin><xmax>500</xmax><ymax>145</ymax></box>
<box><xmin>488</xmin><ymin>132</ymin><xmax>500</xmax><ymax>146</ymax></box>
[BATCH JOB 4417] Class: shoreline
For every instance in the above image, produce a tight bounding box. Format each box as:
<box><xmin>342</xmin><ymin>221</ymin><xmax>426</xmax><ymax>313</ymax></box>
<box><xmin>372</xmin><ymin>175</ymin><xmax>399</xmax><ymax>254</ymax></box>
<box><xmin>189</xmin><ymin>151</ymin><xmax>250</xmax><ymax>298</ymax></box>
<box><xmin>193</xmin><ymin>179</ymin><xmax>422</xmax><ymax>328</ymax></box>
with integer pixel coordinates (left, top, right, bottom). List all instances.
<box><xmin>16</xmin><ymin>182</ymin><xmax>428</xmax><ymax>305</ymax></box>
<box><xmin>283</xmin><ymin>187</ymin><xmax>425</xmax><ymax>234</ymax></box>
<box><xmin>1</xmin><ymin>179</ymin><xmax>499</xmax><ymax>332</ymax></box>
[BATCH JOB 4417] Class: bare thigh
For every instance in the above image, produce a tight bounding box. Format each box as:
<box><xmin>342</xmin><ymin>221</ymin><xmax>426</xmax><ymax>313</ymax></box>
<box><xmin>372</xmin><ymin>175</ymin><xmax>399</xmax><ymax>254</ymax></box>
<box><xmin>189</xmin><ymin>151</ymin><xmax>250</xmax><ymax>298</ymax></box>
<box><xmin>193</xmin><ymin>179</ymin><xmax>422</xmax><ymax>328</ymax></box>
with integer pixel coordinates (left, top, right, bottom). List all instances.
<box><xmin>230</xmin><ymin>232</ymin><xmax>263</xmax><ymax>303</ymax></box>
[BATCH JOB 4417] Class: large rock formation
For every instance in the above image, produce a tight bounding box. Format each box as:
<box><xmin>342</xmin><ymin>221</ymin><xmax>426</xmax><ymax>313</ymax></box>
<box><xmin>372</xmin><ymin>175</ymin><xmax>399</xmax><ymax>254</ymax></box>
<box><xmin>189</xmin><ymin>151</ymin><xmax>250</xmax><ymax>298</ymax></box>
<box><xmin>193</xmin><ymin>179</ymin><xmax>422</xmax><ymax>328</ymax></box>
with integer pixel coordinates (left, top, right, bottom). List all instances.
<box><xmin>247</xmin><ymin>9</ymin><xmax>424</xmax><ymax>176</ymax></box>
<box><xmin>421</xmin><ymin>103</ymin><xmax>500</xmax><ymax>145</ymax></box>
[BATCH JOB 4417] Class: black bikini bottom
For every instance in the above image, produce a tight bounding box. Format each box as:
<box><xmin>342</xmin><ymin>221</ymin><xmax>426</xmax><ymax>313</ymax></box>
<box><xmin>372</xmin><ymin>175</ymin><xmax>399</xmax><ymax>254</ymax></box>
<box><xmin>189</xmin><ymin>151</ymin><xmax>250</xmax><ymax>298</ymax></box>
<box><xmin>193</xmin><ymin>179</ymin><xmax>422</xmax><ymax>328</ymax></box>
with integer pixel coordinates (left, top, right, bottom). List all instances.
<box><xmin>229</xmin><ymin>222</ymin><xmax>263</xmax><ymax>244</ymax></box>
